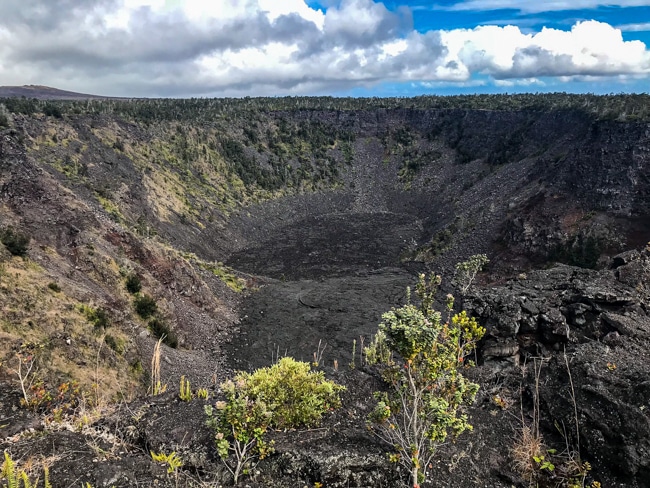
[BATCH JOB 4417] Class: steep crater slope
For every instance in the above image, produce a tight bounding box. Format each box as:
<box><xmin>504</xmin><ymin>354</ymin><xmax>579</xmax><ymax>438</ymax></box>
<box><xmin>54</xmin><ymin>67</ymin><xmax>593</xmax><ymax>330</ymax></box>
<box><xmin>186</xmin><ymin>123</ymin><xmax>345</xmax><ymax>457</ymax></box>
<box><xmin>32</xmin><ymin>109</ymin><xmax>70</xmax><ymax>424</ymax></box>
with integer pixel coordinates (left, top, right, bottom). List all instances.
<box><xmin>221</xmin><ymin>107</ymin><xmax>650</xmax><ymax>369</ymax></box>
<box><xmin>2</xmin><ymin>99</ymin><xmax>647</xmax><ymax>378</ymax></box>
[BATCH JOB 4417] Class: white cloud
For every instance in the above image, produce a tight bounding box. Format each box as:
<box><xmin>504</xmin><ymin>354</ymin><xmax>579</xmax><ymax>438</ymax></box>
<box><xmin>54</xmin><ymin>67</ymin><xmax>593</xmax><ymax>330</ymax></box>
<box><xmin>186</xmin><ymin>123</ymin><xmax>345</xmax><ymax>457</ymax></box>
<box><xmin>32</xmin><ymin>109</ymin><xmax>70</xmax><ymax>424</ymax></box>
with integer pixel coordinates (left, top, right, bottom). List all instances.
<box><xmin>617</xmin><ymin>22</ymin><xmax>650</xmax><ymax>32</ymax></box>
<box><xmin>0</xmin><ymin>0</ymin><xmax>647</xmax><ymax>96</ymax></box>
<box><xmin>444</xmin><ymin>0</ymin><xmax>650</xmax><ymax>14</ymax></box>
<box><xmin>442</xmin><ymin>21</ymin><xmax>650</xmax><ymax>79</ymax></box>
<box><xmin>494</xmin><ymin>78</ymin><xmax>544</xmax><ymax>87</ymax></box>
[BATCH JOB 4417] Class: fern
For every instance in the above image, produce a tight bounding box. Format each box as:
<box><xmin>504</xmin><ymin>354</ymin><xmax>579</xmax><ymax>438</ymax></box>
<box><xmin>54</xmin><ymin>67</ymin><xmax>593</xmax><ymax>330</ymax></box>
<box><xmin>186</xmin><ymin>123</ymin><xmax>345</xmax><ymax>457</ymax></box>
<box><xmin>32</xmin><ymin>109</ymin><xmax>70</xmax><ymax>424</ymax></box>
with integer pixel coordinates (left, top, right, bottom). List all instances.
<box><xmin>150</xmin><ymin>451</ymin><xmax>183</xmax><ymax>474</ymax></box>
<box><xmin>20</xmin><ymin>471</ymin><xmax>39</xmax><ymax>488</ymax></box>
<box><xmin>1</xmin><ymin>452</ymin><xmax>56</xmax><ymax>488</ymax></box>
<box><xmin>1</xmin><ymin>451</ymin><xmax>19</xmax><ymax>488</ymax></box>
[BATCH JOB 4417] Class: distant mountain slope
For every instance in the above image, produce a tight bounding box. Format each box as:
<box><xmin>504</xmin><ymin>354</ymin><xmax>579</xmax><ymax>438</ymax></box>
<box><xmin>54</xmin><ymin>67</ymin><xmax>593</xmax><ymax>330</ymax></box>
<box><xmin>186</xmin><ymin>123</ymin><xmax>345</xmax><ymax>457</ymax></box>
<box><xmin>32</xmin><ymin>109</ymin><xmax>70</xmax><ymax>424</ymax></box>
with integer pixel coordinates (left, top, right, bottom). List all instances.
<box><xmin>0</xmin><ymin>84</ymin><xmax>122</xmax><ymax>100</ymax></box>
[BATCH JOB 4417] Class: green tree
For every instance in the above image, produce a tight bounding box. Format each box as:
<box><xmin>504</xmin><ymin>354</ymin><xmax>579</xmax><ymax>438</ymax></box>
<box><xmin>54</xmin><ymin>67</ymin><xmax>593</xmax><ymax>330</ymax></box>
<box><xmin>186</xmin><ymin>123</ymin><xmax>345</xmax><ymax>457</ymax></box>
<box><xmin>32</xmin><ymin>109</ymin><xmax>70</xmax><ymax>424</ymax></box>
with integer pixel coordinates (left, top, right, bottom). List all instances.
<box><xmin>125</xmin><ymin>273</ymin><xmax>142</xmax><ymax>294</ymax></box>
<box><xmin>366</xmin><ymin>273</ymin><xmax>485</xmax><ymax>488</ymax></box>
<box><xmin>0</xmin><ymin>103</ymin><xmax>12</xmax><ymax>128</ymax></box>
<box><xmin>0</xmin><ymin>227</ymin><xmax>30</xmax><ymax>257</ymax></box>
<box><xmin>133</xmin><ymin>294</ymin><xmax>157</xmax><ymax>319</ymax></box>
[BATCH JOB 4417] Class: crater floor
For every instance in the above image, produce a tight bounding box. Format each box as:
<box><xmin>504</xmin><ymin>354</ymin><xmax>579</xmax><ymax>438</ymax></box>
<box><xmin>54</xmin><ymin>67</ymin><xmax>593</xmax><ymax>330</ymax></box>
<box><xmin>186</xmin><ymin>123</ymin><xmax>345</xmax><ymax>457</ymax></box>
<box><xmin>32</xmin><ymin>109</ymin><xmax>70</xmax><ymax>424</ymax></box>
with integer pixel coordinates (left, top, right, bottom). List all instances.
<box><xmin>223</xmin><ymin>211</ymin><xmax>424</xmax><ymax>369</ymax></box>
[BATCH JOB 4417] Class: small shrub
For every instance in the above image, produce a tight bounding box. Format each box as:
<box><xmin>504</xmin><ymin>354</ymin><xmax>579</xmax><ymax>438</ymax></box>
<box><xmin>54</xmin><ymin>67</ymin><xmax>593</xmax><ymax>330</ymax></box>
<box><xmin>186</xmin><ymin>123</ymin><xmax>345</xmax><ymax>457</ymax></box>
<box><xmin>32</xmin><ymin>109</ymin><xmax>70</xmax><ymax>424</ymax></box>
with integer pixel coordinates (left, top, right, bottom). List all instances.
<box><xmin>148</xmin><ymin>318</ymin><xmax>178</xmax><ymax>348</ymax></box>
<box><xmin>43</xmin><ymin>103</ymin><xmax>63</xmax><ymax>118</ymax></box>
<box><xmin>134</xmin><ymin>294</ymin><xmax>157</xmax><ymax>319</ymax></box>
<box><xmin>104</xmin><ymin>334</ymin><xmax>124</xmax><ymax>354</ymax></box>
<box><xmin>206</xmin><ymin>358</ymin><xmax>345</xmax><ymax>484</ymax></box>
<box><xmin>0</xmin><ymin>103</ymin><xmax>12</xmax><ymax>128</ymax></box>
<box><xmin>131</xmin><ymin>359</ymin><xmax>144</xmax><ymax>376</ymax></box>
<box><xmin>47</xmin><ymin>282</ymin><xmax>61</xmax><ymax>293</ymax></box>
<box><xmin>235</xmin><ymin>357</ymin><xmax>345</xmax><ymax>429</ymax></box>
<box><xmin>549</xmin><ymin>235</ymin><xmax>602</xmax><ymax>269</ymax></box>
<box><xmin>0</xmin><ymin>227</ymin><xmax>30</xmax><ymax>257</ymax></box>
<box><xmin>367</xmin><ymin>273</ymin><xmax>485</xmax><ymax>488</ymax></box>
<box><xmin>205</xmin><ymin>381</ymin><xmax>275</xmax><ymax>485</ymax></box>
<box><xmin>125</xmin><ymin>274</ymin><xmax>142</xmax><ymax>294</ymax></box>
<box><xmin>91</xmin><ymin>308</ymin><xmax>109</xmax><ymax>329</ymax></box>
<box><xmin>79</xmin><ymin>304</ymin><xmax>110</xmax><ymax>329</ymax></box>
<box><xmin>453</xmin><ymin>254</ymin><xmax>489</xmax><ymax>294</ymax></box>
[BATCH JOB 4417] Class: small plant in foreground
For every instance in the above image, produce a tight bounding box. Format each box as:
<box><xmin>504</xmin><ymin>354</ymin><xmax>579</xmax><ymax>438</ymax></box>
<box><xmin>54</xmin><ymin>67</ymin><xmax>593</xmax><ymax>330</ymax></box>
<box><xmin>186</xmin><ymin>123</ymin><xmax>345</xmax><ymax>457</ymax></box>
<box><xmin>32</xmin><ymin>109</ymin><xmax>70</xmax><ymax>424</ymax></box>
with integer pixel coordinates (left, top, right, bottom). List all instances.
<box><xmin>512</xmin><ymin>355</ymin><xmax>601</xmax><ymax>488</ymax></box>
<box><xmin>206</xmin><ymin>357</ymin><xmax>345</xmax><ymax>484</ymax></box>
<box><xmin>1</xmin><ymin>451</ymin><xmax>52</xmax><ymax>488</ymax></box>
<box><xmin>205</xmin><ymin>381</ymin><xmax>275</xmax><ymax>485</ymax></box>
<box><xmin>367</xmin><ymin>273</ymin><xmax>485</xmax><ymax>488</ymax></box>
<box><xmin>179</xmin><ymin>375</ymin><xmax>192</xmax><ymax>401</ymax></box>
<box><xmin>150</xmin><ymin>451</ymin><xmax>183</xmax><ymax>474</ymax></box>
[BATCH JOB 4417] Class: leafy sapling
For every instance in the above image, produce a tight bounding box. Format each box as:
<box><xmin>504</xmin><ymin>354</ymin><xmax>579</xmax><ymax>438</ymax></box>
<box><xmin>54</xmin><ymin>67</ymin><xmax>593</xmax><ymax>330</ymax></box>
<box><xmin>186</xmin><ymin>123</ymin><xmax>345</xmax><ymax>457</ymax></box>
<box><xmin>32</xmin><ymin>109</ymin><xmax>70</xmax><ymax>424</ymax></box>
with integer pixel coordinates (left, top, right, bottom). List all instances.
<box><xmin>367</xmin><ymin>273</ymin><xmax>485</xmax><ymax>488</ymax></box>
<box><xmin>453</xmin><ymin>254</ymin><xmax>489</xmax><ymax>295</ymax></box>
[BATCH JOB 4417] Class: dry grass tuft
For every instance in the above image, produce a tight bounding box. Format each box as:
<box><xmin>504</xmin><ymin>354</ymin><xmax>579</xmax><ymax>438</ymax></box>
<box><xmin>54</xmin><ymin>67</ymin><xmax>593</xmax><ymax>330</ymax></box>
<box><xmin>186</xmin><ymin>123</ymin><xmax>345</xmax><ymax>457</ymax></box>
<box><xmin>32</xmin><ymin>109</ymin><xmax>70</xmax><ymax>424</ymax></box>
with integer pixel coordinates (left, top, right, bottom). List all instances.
<box><xmin>150</xmin><ymin>337</ymin><xmax>166</xmax><ymax>395</ymax></box>
<box><xmin>511</xmin><ymin>424</ymin><xmax>545</xmax><ymax>483</ymax></box>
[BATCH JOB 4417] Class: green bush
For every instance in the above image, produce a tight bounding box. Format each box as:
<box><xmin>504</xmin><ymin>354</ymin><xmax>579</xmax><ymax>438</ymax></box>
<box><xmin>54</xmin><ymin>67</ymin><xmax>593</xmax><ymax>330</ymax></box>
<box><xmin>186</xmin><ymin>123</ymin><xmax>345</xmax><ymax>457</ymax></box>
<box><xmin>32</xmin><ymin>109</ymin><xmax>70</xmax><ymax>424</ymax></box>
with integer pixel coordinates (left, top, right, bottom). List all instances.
<box><xmin>47</xmin><ymin>282</ymin><xmax>61</xmax><ymax>293</ymax></box>
<box><xmin>125</xmin><ymin>274</ymin><xmax>142</xmax><ymax>294</ymax></box>
<box><xmin>134</xmin><ymin>294</ymin><xmax>157</xmax><ymax>319</ymax></box>
<box><xmin>79</xmin><ymin>304</ymin><xmax>110</xmax><ymax>329</ymax></box>
<box><xmin>205</xmin><ymin>357</ymin><xmax>345</xmax><ymax>484</ymax></box>
<box><xmin>0</xmin><ymin>103</ymin><xmax>11</xmax><ymax>128</ymax></box>
<box><xmin>43</xmin><ymin>103</ymin><xmax>62</xmax><ymax>118</ymax></box>
<box><xmin>0</xmin><ymin>227</ymin><xmax>30</xmax><ymax>257</ymax></box>
<box><xmin>205</xmin><ymin>380</ymin><xmax>275</xmax><ymax>484</ymax></box>
<box><xmin>105</xmin><ymin>334</ymin><xmax>124</xmax><ymax>354</ymax></box>
<box><xmin>149</xmin><ymin>318</ymin><xmax>178</xmax><ymax>348</ymax></box>
<box><xmin>236</xmin><ymin>357</ymin><xmax>345</xmax><ymax>429</ymax></box>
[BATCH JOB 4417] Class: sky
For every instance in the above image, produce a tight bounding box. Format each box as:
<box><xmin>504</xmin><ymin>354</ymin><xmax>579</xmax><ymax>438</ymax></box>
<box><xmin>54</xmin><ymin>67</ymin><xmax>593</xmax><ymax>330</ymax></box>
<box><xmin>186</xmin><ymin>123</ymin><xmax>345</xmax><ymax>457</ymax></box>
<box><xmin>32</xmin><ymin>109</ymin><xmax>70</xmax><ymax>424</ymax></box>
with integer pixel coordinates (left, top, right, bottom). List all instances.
<box><xmin>0</xmin><ymin>0</ymin><xmax>648</xmax><ymax>98</ymax></box>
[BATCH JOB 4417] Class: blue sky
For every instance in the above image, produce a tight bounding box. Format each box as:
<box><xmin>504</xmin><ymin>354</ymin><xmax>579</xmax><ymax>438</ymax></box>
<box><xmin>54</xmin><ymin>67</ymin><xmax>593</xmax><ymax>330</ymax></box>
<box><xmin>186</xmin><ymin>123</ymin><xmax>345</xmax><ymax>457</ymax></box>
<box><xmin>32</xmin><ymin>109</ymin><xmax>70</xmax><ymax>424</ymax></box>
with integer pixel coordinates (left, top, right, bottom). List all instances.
<box><xmin>309</xmin><ymin>0</ymin><xmax>650</xmax><ymax>96</ymax></box>
<box><xmin>0</xmin><ymin>0</ymin><xmax>648</xmax><ymax>97</ymax></box>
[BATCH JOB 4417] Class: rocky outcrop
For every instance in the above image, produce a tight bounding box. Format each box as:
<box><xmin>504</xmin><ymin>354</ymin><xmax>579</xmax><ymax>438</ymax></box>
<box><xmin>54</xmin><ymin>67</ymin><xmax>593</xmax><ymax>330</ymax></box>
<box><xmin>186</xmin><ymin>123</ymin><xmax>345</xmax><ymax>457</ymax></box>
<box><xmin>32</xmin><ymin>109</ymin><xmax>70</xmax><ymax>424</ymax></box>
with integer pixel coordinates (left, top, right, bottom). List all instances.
<box><xmin>465</xmin><ymin>249</ymin><xmax>650</xmax><ymax>485</ymax></box>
